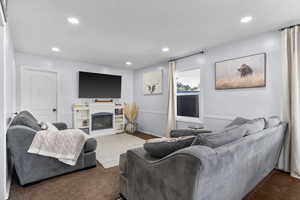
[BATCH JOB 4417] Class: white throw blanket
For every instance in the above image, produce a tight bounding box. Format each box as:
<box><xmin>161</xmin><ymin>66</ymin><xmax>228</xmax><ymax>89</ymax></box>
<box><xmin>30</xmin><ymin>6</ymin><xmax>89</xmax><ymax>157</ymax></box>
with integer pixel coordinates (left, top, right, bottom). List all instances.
<box><xmin>28</xmin><ymin>129</ymin><xmax>87</xmax><ymax>166</ymax></box>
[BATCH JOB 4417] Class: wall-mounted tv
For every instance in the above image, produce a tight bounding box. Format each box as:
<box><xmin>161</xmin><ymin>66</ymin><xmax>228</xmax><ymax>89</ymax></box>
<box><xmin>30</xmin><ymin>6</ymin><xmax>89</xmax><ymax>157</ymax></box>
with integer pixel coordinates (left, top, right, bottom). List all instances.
<box><xmin>79</xmin><ymin>71</ymin><xmax>122</xmax><ymax>98</ymax></box>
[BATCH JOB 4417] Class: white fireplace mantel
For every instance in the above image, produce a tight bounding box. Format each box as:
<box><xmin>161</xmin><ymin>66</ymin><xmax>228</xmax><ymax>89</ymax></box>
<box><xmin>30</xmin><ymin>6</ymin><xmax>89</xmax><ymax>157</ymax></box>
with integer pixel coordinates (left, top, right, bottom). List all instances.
<box><xmin>72</xmin><ymin>102</ymin><xmax>124</xmax><ymax>137</ymax></box>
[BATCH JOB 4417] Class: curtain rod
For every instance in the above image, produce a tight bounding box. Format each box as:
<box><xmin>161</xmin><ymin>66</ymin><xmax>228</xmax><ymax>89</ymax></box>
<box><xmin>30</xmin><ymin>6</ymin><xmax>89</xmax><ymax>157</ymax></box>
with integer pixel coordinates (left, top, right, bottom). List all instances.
<box><xmin>279</xmin><ymin>24</ymin><xmax>300</xmax><ymax>31</ymax></box>
<box><xmin>168</xmin><ymin>50</ymin><xmax>205</xmax><ymax>62</ymax></box>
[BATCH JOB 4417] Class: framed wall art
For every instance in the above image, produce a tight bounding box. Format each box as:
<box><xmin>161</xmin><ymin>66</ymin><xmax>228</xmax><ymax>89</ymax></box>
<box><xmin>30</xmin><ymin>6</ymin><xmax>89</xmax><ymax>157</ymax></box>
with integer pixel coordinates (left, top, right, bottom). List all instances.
<box><xmin>215</xmin><ymin>53</ymin><xmax>266</xmax><ymax>90</ymax></box>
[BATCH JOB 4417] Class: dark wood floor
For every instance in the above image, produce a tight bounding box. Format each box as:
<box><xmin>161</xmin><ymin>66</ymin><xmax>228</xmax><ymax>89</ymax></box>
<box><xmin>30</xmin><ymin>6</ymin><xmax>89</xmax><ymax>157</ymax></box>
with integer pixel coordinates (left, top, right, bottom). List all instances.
<box><xmin>9</xmin><ymin>132</ymin><xmax>300</xmax><ymax>200</ymax></box>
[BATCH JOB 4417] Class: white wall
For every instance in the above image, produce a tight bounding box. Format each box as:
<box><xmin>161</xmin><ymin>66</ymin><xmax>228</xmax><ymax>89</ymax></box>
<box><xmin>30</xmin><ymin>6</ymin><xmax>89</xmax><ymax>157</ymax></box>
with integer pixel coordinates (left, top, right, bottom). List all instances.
<box><xmin>15</xmin><ymin>53</ymin><xmax>134</xmax><ymax>127</ymax></box>
<box><xmin>0</xmin><ymin>25</ymin><xmax>6</xmax><ymax>200</ymax></box>
<box><xmin>134</xmin><ymin>31</ymin><xmax>282</xmax><ymax>136</ymax></box>
<box><xmin>133</xmin><ymin>63</ymin><xmax>169</xmax><ymax>136</ymax></box>
<box><xmin>5</xmin><ymin>28</ymin><xmax>16</xmax><ymax>122</ymax></box>
<box><xmin>4</xmin><ymin>27</ymin><xmax>16</xmax><ymax>200</ymax></box>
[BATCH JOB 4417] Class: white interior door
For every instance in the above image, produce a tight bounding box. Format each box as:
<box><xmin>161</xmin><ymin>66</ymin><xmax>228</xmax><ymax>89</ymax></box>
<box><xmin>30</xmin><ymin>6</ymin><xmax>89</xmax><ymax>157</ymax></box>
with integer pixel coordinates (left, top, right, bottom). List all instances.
<box><xmin>21</xmin><ymin>68</ymin><xmax>58</xmax><ymax>122</ymax></box>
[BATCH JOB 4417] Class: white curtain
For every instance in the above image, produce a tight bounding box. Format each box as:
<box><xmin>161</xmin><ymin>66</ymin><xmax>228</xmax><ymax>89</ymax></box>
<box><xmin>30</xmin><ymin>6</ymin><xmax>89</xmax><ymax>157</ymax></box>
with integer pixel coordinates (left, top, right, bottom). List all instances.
<box><xmin>166</xmin><ymin>61</ymin><xmax>176</xmax><ymax>137</ymax></box>
<box><xmin>279</xmin><ymin>26</ymin><xmax>300</xmax><ymax>178</ymax></box>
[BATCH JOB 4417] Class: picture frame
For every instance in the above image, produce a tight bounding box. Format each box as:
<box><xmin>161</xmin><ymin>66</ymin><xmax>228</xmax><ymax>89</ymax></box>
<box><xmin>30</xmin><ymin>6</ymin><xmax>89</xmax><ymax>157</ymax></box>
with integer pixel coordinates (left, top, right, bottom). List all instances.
<box><xmin>215</xmin><ymin>53</ymin><xmax>266</xmax><ymax>90</ymax></box>
<box><xmin>143</xmin><ymin>69</ymin><xmax>163</xmax><ymax>95</ymax></box>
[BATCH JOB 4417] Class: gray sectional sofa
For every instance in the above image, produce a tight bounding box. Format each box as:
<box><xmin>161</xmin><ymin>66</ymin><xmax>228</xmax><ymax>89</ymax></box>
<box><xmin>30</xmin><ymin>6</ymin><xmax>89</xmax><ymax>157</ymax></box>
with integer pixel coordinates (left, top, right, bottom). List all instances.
<box><xmin>7</xmin><ymin>111</ymin><xmax>97</xmax><ymax>186</ymax></box>
<box><xmin>119</xmin><ymin>120</ymin><xmax>287</xmax><ymax>200</ymax></box>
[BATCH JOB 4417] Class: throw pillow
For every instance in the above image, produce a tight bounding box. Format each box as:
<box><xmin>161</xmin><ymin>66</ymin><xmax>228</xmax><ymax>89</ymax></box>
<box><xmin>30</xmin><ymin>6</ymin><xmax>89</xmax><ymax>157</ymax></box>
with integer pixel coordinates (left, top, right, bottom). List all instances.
<box><xmin>192</xmin><ymin>125</ymin><xmax>247</xmax><ymax>148</ymax></box>
<box><xmin>243</xmin><ymin>118</ymin><xmax>266</xmax><ymax>136</ymax></box>
<box><xmin>46</xmin><ymin>122</ymin><xmax>59</xmax><ymax>132</ymax></box>
<box><xmin>225</xmin><ymin>117</ymin><xmax>250</xmax><ymax>128</ymax></box>
<box><xmin>266</xmin><ymin>116</ymin><xmax>281</xmax><ymax>128</ymax></box>
<box><xmin>19</xmin><ymin>111</ymin><xmax>38</xmax><ymax>122</ymax></box>
<box><xmin>10</xmin><ymin>112</ymin><xmax>41</xmax><ymax>131</ymax></box>
<box><xmin>144</xmin><ymin>136</ymin><xmax>195</xmax><ymax>158</ymax></box>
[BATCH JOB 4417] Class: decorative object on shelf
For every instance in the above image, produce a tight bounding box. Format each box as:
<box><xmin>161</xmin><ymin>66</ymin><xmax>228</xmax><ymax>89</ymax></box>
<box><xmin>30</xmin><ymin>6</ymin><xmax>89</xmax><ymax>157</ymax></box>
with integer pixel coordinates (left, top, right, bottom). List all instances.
<box><xmin>124</xmin><ymin>103</ymin><xmax>139</xmax><ymax>134</ymax></box>
<box><xmin>215</xmin><ymin>53</ymin><xmax>266</xmax><ymax>89</ymax></box>
<box><xmin>143</xmin><ymin>69</ymin><xmax>163</xmax><ymax>95</ymax></box>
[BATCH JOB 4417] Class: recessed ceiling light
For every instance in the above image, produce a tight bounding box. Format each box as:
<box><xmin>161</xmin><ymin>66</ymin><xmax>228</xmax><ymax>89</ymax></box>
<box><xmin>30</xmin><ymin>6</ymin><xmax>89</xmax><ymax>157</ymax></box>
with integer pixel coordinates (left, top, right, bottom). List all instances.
<box><xmin>240</xmin><ymin>16</ymin><xmax>253</xmax><ymax>24</ymax></box>
<box><xmin>67</xmin><ymin>17</ymin><xmax>80</xmax><ymax>25</ymax></box>
<box><xmin>51</xmin><ymin>47</ymin><xmax>61</xmax><ymax>52</ymax></box>
<box><xmin>126</xmin><ymin>61</ymin><xmax>132</xmax><ymax>66</ymax></box>
<box><xmin>162</xmin><ymin>47</ymin><xmax>170</xmax><ymax>52</ymax></box>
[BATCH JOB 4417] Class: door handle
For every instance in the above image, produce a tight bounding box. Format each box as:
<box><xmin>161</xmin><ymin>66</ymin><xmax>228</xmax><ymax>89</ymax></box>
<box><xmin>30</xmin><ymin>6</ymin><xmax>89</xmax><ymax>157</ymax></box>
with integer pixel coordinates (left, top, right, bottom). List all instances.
<box><xmin>52</xmin><ymin>108</ymin><xmax>57</xmax><ymax>112</ymax></box>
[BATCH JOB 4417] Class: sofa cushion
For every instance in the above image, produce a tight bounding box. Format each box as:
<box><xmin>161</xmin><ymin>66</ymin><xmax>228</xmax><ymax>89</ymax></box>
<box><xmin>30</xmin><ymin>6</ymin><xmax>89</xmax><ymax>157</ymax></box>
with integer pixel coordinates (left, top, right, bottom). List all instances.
<box><xmin>243</xmin><ymin>118</ymin><xmax>266</xmax><ymax>136</ymax></box>
<box><xmin>266</xmin><ymin>116</ymin><xmax>281</xmax><ymax>128</ymax></box>
<box><xmin>84</xmin><ymin>138</ymin><xmax>97</xmax><ymax>153</ymax></box>
<box><xmin>194</xmin><ymin>125</ymin><xmax>248</xmax><ymax>148</ymax></box>
<box><xmin>144</xmin><ymin>136</ymin><xmax>195</xmax><ymax>158</ymax></box>
<box><xmin>10</xmin><ymin>112</ymin><xmax>41</xmax><ymax>131</ymax></box>
<box><xmin>225</xmin><ymin>117</ymin><xmax>250</xmax><ymax>128</ymax></box>
<box><xmin>19</xmin><ymin>111</ymin><xmax>38</xmax><ymax>122</ymax></box>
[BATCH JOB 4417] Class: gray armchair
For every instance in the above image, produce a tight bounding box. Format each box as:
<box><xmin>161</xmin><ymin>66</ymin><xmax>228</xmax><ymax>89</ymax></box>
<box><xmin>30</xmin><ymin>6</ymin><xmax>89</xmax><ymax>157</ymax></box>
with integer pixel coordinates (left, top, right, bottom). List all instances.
<box><xmin>7</xmin><ymin>111</ymin><xmax>97</xmax><ymax>186</ymax></box>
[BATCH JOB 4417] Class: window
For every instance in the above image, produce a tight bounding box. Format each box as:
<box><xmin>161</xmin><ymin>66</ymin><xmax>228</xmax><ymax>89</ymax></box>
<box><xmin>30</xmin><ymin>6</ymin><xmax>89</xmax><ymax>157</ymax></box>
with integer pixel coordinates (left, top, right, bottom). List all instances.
<box><xmin>176</xmin><ymin>69</ymin><xmax>201</xmax><ymax>121</ymax></box>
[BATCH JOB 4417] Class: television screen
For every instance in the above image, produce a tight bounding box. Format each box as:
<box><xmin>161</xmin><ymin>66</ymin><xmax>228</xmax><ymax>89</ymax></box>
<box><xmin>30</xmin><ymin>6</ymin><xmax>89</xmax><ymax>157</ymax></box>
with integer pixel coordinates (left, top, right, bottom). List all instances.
<box><xmin>79</xmin><ymin>71</ymin><xmax>122</xmax><ymax>98</ymax></box>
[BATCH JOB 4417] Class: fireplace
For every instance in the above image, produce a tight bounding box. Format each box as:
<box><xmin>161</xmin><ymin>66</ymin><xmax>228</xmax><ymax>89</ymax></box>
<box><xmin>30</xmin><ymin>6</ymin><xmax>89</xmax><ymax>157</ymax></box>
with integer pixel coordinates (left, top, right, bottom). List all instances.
<box><xmin>92</xmin><ymin>112</ymin><xmax>113</xmax><ymax>130</ymax></box>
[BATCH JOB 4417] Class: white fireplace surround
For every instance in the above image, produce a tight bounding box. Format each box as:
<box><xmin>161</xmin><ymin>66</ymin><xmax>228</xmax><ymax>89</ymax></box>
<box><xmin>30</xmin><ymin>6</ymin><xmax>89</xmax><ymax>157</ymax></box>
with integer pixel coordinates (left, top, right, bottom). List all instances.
<box><xmin>73</xmin><ymin>102</ymin><xmax>124</xmax><ymax>137</ymax></box>
<box><xmin>89</xmin><ymin>103</ymin><xmax>115</xmax><ymax>136</ymax></box>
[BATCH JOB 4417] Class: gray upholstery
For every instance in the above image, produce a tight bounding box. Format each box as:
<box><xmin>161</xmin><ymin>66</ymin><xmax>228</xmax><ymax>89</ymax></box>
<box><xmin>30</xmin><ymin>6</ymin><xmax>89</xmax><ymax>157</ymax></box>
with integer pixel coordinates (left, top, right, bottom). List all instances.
<box><xmin>120</xmin><ymin>122</ymin><xmax>287</xmax><ymax>200</ymax></box>
<box><xmin>84</xmin><ymin>138</ymin><xmax>97</xmax><ymax>153</ymax></box>
<box><xmin>7</xmin><ymin>112</ymin><xmax>97</xmax><ymax>186</ymax></box>
<box><xmin>243</xmin><ymin>118</ymin><xmax>266</xmax><ymax>135</ymax></box>
<box><xmin>119</xmin><ymin>153</ymin><xmax>128</xmax><ymax>175</ymax></box>
<box><xmin>144</xmin><ymin>136</ymin><xmax>195</xmax><ymax>158</ymax></box>
<box><xmin>10</xmin><ymin>111</ymin><xmax>41</xmax><ymax>131</ymax></box>
<box><xmin>225</xmin><ymin>117</ymin><xmax>250</xmax><ymax>128</ymax></box>
<box><xmin>266</xmin><ymin>116</ymin><xmax>281</xmax><ymax>128</ymax></box>
<box><xmin>52</xmin><ymin>122</ymin><xmax>68</xmax><ymax>130</ymax></box>
<box><xmin>170</xmin><ymin>129</ymin><xmax>212</xmax><ymax>138</ymax></box>
<box><xmin>194</xmin><ymin>125</ymin><xmax>248</xmax><ymax>148</ymax></box>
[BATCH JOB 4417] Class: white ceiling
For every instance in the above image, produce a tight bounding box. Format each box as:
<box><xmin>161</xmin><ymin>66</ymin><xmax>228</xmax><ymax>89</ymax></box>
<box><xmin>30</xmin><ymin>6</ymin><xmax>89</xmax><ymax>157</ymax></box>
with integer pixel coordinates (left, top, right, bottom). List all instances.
<box><xmin>8</xmin><ymin>0</ymin><xmax>300</xmax><ymax>69</ymax></box>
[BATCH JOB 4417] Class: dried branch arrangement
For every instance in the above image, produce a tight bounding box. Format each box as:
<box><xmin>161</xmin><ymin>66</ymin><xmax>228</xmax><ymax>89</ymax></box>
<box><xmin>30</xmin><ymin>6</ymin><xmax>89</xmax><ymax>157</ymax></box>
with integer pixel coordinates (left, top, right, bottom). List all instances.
<box><xmin>123</xmin><ymin>103</ymin><xmax>139</xmax><ymax>122</ymax></box>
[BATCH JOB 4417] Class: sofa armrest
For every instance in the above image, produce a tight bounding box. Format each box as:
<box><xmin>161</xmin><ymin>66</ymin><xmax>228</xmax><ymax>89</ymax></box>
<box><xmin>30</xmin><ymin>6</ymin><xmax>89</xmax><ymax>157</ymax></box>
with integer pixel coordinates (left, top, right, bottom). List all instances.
<box><xmin>7</xmin><ymin>125</ymin><xmax>85</xmax><ymax>185</ymax></box>
<box><xmin>84</xmin><ymin>138</ymin><xmax>97</xmax><ymax>153</ymax></box>
<box><xmin>126</xmin><ymin>146</ymin><xmax>218</xmax><ymax>200</ymax></box>
<box><xmin>52</xmin><ymin>122</ymin><xmax>68</xmax><ymax>130</ymax></box>
<box><xmin>7</xmin><ymin>125</ymin><xmax>36</xmax><ymax>154</ymax></box>
<box><xmin>170</xmin><ymin>129</ymin><xmax>212</xmax><ymax>138</ymax></box>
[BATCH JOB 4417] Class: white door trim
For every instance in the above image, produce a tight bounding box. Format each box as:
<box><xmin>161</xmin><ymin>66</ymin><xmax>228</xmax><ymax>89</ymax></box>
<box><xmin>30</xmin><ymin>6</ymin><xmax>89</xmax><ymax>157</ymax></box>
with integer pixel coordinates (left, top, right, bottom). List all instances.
<box><xmin>20</xmin><ymin>66</ymin><xmax>59</xmax><ymax>121</ymax></box>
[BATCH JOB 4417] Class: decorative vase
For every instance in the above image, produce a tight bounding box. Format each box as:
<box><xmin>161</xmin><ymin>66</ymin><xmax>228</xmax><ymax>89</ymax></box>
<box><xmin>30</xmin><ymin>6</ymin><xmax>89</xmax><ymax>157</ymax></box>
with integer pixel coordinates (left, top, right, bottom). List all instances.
<box><xmin>125</xmin><ymin>121</ymin><xmax>137</xmax><ymax>134</ymax></box>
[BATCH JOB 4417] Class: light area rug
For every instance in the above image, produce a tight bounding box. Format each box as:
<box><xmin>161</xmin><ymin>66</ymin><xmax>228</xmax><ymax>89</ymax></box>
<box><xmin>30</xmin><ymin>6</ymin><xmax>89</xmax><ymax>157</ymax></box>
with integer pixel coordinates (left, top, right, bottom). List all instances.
<box><xmin>96</xmin><ymin>133</ymin><xmax>145</xmax><ymax>168</ymax></box>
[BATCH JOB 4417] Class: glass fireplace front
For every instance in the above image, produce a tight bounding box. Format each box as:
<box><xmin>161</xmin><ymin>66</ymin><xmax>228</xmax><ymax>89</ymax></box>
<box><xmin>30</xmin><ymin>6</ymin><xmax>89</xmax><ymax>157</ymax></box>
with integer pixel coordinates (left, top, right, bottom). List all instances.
<box><xmin>92</xmin><ymin>112</ymin><xmax>113</xmax><ymax>130</ymax></box>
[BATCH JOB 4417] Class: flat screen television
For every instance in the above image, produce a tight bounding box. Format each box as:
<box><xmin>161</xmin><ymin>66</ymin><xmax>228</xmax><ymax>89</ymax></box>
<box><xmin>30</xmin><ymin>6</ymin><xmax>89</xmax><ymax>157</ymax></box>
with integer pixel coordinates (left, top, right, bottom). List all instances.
<box><xmin>79</xmin><ymin>71</ymin><xmax>122</xmax><ymax>98</ymax></box>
